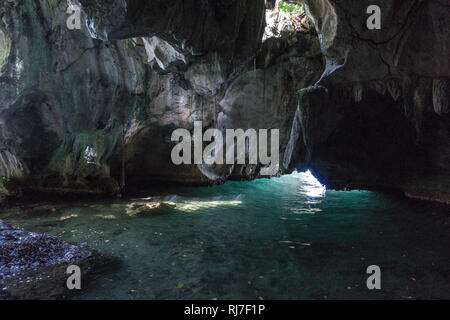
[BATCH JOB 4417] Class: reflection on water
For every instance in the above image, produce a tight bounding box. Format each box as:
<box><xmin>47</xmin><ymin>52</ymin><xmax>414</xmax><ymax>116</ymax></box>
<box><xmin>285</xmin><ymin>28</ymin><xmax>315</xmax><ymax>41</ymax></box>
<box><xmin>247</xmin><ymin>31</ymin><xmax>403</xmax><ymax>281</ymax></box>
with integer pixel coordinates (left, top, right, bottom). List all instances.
<box><xmin>175</xmin><ymin>200</ymin><xmax>243</xmax><ymax>213</ymax></box>
<box><xmin>1</xmin><ymin>171</ymin><xmax>449</xmax><ymax>300</ymax></box>
<box><xmin>298</xmin><ymin>170</ymin><xmax>326</xmax><ymax>199</ymax></box>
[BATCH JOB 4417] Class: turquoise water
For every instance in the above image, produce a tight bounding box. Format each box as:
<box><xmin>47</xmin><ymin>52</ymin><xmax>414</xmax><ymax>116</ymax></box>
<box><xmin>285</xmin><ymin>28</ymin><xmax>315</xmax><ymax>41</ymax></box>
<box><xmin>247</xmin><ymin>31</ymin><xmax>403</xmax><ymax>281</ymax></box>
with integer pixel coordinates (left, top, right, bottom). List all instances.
<box><xmin>1</xmin><ymin>171</ymin><xmax>449</xmax><ymax>299</ymax></box>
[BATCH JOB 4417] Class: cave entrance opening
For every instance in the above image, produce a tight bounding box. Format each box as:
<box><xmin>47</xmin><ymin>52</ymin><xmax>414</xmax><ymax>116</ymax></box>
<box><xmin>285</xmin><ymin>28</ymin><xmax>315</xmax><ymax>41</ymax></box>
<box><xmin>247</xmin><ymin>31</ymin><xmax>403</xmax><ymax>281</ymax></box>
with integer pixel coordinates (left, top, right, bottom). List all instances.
<box><xmin>264</xmin><ymin>0</ymin><xmax>306</xmax><ymax>40</ymax></box>
<box><xmin>298</xmin><ymin>169</ymin><xmax>326</xmax><ymax>196</ymax></box>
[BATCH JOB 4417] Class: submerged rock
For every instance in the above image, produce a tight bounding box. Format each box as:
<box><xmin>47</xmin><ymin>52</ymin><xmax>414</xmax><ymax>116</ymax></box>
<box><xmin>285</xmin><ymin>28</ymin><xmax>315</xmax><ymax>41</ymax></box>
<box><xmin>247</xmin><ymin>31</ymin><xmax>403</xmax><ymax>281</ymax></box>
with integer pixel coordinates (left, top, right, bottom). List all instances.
<box><xmin>125</xmin><ymin>202</ymin><xmax>176</xmax><ymax>217</ymax></box>
<box><xmin>0</xmin><ymin>220</ymin><xmax>115</xmax><ymax>299</ymax></box>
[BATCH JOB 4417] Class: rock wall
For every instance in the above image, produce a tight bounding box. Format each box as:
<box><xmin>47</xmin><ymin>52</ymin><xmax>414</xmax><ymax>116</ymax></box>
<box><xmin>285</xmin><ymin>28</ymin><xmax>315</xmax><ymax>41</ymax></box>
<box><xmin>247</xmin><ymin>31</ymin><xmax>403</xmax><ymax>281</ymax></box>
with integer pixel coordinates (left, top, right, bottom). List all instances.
<box><xmin>283</xmin><ymin>0</ymin><xmax>450</xmax><ymax>203</ymax></box>
<box><xmin>0</xmin><ymin>0</ymin><xmax>211</xmax><ymax>195</ymax></box>
<box><xmin>0</xmin><ymin>0</ymin><xmax>448</xmax><ymax>203</ymax></box>
<box><xmin>0</xmin><ymin>0</ymin><xmax>322</xmax><ymax>197</ymax></box>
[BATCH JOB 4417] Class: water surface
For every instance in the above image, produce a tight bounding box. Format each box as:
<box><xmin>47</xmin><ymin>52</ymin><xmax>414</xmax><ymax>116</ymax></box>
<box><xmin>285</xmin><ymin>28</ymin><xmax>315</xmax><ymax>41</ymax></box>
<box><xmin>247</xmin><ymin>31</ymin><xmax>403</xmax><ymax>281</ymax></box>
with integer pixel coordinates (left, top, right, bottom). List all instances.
<box><xmin>1</xmin><ymin>172</ymin><xmax>449</xmax><ymax>299</ymax></box>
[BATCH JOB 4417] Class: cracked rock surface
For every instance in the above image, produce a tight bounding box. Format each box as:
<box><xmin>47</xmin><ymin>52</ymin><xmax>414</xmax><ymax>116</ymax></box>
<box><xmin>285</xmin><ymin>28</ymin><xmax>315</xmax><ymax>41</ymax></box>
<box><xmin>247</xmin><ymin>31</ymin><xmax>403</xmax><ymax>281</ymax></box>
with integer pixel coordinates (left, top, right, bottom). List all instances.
<box><xmin>0</xmin><ymin>0</ymin><xmax>449</xmax><ymax>202</ymax></box>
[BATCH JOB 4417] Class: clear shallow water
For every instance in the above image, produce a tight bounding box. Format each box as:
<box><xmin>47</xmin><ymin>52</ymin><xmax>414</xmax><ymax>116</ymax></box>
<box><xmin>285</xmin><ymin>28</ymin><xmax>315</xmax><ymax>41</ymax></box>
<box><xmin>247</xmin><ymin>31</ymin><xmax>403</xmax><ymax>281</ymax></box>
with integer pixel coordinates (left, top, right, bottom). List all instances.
<box><xmin>1</xmin><ymin>172</ymin><xmax>449</xmax><ymax>299</ymax></box>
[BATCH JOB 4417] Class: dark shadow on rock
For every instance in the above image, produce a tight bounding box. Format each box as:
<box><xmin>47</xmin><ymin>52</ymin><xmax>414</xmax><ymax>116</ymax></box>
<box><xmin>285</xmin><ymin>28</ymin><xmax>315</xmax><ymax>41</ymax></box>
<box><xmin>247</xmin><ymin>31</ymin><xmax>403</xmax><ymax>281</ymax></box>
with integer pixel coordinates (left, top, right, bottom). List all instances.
<box><xmin>0</xmin><ymin>220</ymin><xmax>121</xmax><ymax>300</ymax></box>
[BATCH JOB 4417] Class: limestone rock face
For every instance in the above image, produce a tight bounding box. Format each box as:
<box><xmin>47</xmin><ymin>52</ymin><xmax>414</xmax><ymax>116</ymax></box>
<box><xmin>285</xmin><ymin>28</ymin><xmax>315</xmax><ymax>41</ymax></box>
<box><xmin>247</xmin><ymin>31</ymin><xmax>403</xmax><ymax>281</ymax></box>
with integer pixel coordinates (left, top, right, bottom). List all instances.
<box><xmin>142</xmin><ymin>37</ymin><xmax>188</xmax><ymax>72</ymax></box>
<box><xmin>283</xmin><ymin>0</ymin><xmax>450</xmax><ymax>203</ymax></box>
<box><xmin>0</xmin><ymin>0</ymin><xmax>448</xmax><ymax>203</ymax></box>
<box><xmin>0</xmin><ymin>1</ymin><xmax>145</xmax><ymax>195</ymax></box>
<box><xmin>0</xmin><ymin>0</ymin><xmax>323</xmax><ymax>195</ymax></box>
<box><xmin>78</xmin><ymin>0</ymin><xmax>266</xmax><ymax>67</ymax></box>
<box><xmin>0</xmin><ymin>0</ymin><xmax>213</xmax><ymax>195</ymax></box>
<box><xmin>214</xmin><ymin>34</ymin><xmax>323</xmax><ymax>180</ymax></box>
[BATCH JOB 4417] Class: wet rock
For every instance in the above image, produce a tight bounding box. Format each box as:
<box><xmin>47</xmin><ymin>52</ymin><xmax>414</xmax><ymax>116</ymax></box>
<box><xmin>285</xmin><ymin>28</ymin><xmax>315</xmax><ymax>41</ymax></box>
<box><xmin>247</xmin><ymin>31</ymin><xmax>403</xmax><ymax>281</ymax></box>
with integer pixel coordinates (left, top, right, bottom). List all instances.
<box><xmin>125</xmin><ymin>202</ymin><xmax>176</xmax><ymax>216</ymax></box>
<box><xmin>0</xmin><ymin>219</ymin><xmax>115</xmax><ymax>299</ymax></box>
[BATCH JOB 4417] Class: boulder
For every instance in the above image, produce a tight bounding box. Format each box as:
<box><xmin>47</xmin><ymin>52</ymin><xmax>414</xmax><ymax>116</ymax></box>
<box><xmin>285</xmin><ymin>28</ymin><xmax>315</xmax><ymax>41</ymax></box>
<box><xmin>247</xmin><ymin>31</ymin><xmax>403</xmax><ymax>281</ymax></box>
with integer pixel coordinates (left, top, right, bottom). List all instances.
<box><xmin>0</xmin><ymin>219</ymin><xmax>115</xmax><ymax>299</ymax></box>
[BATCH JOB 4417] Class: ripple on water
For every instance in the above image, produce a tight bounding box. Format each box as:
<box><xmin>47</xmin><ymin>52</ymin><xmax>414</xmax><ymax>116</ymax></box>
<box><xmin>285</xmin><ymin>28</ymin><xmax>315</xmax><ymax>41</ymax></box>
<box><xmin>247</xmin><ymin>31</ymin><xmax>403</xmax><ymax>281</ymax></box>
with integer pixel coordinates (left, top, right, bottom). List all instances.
<box><xmin>1</xmin><ymin>171</ymin><xmax>449</xmax><ymax>300</ymax></box>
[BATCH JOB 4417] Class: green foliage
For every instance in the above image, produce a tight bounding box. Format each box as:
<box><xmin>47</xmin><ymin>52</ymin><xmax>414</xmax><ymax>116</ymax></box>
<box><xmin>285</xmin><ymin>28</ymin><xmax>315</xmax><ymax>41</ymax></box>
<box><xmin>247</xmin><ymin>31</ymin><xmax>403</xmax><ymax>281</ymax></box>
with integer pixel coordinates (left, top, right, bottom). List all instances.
<box><xmin>278</xmin><ymin>1</ymin><xmax>304</xmax><ymax>15</ymax></box>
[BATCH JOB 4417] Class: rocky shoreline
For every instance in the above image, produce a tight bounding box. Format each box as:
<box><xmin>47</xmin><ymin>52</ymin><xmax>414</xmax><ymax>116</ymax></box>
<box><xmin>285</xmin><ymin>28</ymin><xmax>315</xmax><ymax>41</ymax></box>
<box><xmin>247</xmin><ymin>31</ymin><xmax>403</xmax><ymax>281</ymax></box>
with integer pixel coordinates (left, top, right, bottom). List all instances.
<box><xmin>0</xmin><ymin>219</ymin><xmax>116</xmax><ymax>300</ymax></box>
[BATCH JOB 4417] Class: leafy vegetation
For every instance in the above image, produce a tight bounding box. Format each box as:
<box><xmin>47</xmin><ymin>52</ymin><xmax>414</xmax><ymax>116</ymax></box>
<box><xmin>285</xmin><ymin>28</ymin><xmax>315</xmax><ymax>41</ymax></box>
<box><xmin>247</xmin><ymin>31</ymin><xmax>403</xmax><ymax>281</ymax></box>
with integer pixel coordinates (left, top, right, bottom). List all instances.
<box><xmin>278</xmin><ymin>1</ymin><xmax>304</xmax><ymax>15</ymax></box>
<box><xmin>265</xmin><ymin>1</ymin><xmax>306</xmax><ymax>39</ymax></box>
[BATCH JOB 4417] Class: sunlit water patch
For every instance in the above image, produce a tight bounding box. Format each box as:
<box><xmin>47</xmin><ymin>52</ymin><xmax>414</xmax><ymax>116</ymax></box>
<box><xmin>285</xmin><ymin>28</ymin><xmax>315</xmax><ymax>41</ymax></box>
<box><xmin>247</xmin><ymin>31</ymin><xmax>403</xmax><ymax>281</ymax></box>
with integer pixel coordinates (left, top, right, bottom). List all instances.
<box><xmin>1</xmin><ymin>171</ymin><xmax>449</xmax><ymax>299</ymax></box>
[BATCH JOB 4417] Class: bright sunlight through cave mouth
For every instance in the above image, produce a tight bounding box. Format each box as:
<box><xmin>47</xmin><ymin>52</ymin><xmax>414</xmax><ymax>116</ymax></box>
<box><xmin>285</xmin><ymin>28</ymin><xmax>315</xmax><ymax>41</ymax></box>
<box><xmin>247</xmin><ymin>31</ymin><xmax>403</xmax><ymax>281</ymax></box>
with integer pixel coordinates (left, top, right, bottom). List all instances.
<box><xmin>291</xmin><ymin>170</ymin><xmax>327</xmax><ymax>198</ymax></box>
